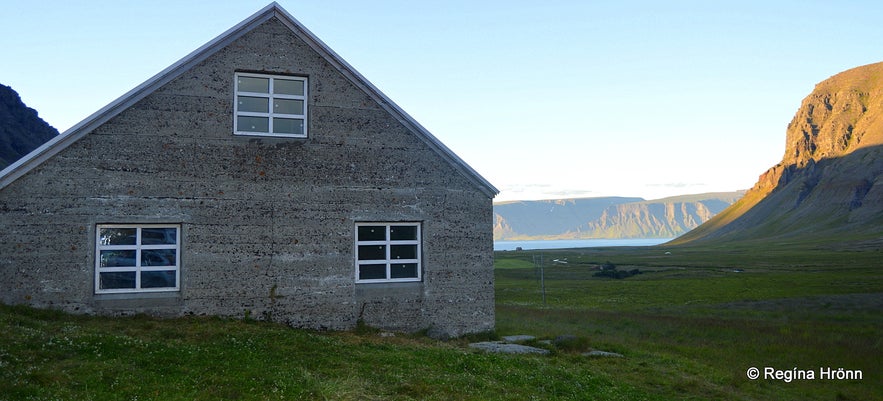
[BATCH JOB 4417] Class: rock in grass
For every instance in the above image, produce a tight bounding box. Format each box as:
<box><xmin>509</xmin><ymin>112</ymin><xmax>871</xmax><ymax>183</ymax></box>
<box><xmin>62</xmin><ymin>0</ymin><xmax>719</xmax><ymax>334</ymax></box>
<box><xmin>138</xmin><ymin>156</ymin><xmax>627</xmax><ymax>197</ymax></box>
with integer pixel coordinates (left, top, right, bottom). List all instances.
<box><xmin>583</xmin><ymin>350</ymin><xmax>624</xmax><ymax>358</ymax></box>
<box><xmin>553</xmin><ymin>335</ymin><xmax>578</xmax><ymax>344</ymax></box>
<box><xmin>502</xmin><ymin>335</ymin><xmax>536</xmax><ymax>343</ymax></box>
<box><xmin>469</xmin><ymin>341</ymin><xmax>550</xmax><ymax>355</ymax></box>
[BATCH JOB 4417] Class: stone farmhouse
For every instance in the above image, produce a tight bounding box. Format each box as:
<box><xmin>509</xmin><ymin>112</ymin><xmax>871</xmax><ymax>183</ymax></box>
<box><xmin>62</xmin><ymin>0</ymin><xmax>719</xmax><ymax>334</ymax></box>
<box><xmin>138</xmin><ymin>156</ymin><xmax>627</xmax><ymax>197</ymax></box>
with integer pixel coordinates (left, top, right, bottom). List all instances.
<box><xmin>0</xmin><ymin>3</ymin><xmax>498</xmax><ymax>338</ymax></box>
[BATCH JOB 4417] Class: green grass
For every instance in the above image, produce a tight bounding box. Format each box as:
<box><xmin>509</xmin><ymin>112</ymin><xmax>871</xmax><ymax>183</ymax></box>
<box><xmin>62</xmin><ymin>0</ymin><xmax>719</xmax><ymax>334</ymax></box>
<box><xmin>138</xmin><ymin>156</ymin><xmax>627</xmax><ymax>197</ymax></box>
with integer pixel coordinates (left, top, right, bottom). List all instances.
<box><xmin>0</xmin><ymin>304</ymin><xmax>651</xmax><ymax>400</ymax></box>
<box><xmin>1</xmin><ymin>243</ymin><xmax>880</xmax><ymax>400</ymax></box>
<box><xmin>495</xmin><ymin>245</ymin><xmax>882</xmax><ymax>400</ymax></box>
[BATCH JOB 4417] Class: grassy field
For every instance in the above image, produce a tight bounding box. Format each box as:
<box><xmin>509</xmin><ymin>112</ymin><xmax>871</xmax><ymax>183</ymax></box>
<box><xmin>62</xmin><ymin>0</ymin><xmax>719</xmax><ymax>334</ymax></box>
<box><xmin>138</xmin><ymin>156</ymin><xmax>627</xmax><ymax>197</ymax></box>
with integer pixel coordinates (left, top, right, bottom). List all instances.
<box><xmin>495</xmin><ymin>244</ymin><xmax>881</xmax><ymax>400</ymax></box>
<box><xmin>1</xmin><ymin>243</ymin><xmax>880</xmax><ymax>400</ymax></box>
<box><xmin>0</xmin><ymin>305</ymin><xmax>654</xmax><ymax>400</ymax></box>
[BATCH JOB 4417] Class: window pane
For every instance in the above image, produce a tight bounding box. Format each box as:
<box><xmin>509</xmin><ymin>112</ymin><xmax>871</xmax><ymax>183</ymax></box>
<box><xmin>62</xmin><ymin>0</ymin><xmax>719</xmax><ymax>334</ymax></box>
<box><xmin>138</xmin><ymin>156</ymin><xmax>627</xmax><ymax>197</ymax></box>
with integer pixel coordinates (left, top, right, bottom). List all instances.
<box><xmin>391</xmin><ymin>263</ymin><xmax>418</xmax><ymax>279</ymax></box>
<box><xmin>100</xmin><ymin>250</ymin><xmax>136</xmax><ymax>267</ymax></box>
<box><xmin>141</xmin><ymin>228</ymin><xmax>177</xmax><ymax>245</ymax></box>
<box><xmin>238</xmin><ymin>76</ymin><xmax>269</xmax><ymax>93</ymax></box>
<box><xmin>238</xmin><ymin>96</ymin><xmax>269</xmax><ymax>113</ymax></box>
<box><xmin>238</xmin><ymin>116</ymin><xmax>269</xmax><ymax>133</ymax></box>
<box><xmin>141</xmin><ymin>249</ymin><xmax>176</xmax><ymax>267</ymax></box>
<box><xmin>141</xmin><ymin>270</ymin><xmax>176</xmax><ymax>288</ymax></box>
<box><xmin>357</xmin><ymin>226</ymin><xmax>386</xmax><ymax>241</ymax></box>
<box><xmin>274</xmin><ymin>99</ymin><xmax>303</xmax><ymax>115</ymax></box>
<box><xmin>100</xmin><ymin>272</ymin><xmax>136</xmax><ymax>289</ymax></box>
<box><xmin>273</xmin><ymin>118</ymin><xmax>304</xmax><ymax>135</ymax></box>
<box><xmin>100</xmin><ymin>228</ymin><xmax>136</xmax><ymax>245</ymax></box>
<box><xmin>359</xmin><ymin>264</ymin><xmax>386</xmax><ymax>280</ymax></box>
<box><xmin>390</xmin><ymin>226</ymin><xmax>418</xmax><ymax>241</ymax></box>
<box><xmin>391</xmin><ymin>245</ymin><xmax>417</xmax><ymax>260</ymax></box>
<box><xmin>274</xmin><ymin>79</ymin><xmax>304</xmax><ymax>96</ymax></box>
<box><xmin>358</xmin><ymin>245</ymin><xmax>386</xmax><ymax>261</ymax></box>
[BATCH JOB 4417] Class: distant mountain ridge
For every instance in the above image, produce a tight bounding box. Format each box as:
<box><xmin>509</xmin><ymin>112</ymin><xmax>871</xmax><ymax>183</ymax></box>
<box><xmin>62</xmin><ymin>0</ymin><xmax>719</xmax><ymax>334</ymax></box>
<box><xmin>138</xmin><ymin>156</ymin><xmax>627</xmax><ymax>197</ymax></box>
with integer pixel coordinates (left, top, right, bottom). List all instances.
<box><xmin>674</xmin><ymin>61</ymin><xmax>883</xmax><ymax>246</ymax></box>
<box><xmin>0</xmin><ymin>84</ymin><xmax>59</xmax><ymax>170</ymax></box>
<box><xmin>494</xmin><ymin>192</ymin><xmax>744</xmax><ymax>240</ymax></box>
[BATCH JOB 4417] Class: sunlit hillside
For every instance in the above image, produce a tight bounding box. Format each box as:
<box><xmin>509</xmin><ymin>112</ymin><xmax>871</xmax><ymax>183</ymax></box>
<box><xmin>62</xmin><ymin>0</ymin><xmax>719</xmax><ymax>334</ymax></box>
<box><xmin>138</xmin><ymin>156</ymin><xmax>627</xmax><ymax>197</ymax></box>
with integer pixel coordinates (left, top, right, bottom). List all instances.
<box><xmin>674</xmin><ymin>61</ymin><xmax>883</xmax><ymax>247</ymax></box>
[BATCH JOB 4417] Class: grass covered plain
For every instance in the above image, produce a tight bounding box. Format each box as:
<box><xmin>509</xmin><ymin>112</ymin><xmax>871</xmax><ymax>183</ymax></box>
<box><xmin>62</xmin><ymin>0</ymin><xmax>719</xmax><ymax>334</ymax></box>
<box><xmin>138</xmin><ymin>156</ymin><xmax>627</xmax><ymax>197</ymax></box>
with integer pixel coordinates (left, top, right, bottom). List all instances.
<box><xmin>0</xmin><ymin>305</ymin><xmax>648</xmax><ymax>400</ymax></box>
<box><xmin>495</xmin><ymin>244</ymin><xmax>882</xmax><ymax>400</ymax></box>
<box><xmin>1</xmin><ymin>243</ymin><xmax>880</xmax><ymax>400</ymax></box>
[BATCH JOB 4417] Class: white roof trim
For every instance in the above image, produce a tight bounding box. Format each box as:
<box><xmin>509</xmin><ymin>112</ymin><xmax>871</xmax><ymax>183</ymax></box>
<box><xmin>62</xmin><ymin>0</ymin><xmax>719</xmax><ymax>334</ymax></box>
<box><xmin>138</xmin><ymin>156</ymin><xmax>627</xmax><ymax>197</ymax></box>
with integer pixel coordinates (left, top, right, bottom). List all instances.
<box><xmin>269</xmin><ymin>6</ymin><xmax>498</xmax><ymax>197</ymax></box>
<box><xmin>0</xmin><ymin>2</ymin><xmax>498</xmax><ymax>197</ymax></box>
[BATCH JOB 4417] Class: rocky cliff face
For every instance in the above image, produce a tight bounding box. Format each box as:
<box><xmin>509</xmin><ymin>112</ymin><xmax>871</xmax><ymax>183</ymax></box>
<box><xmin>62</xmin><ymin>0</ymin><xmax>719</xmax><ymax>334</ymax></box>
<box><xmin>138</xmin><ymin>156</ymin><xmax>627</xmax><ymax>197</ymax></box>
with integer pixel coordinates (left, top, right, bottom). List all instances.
<box><xmin>785</xmin><ymin>64</ymin><xmax>883</xmax><ymax>167</ymax></box>
<box><xmin>674</xmin><ymin>62</ymin><xmax>883</xmax><ymax>245</ymax></box>
<box><xmin>0</xmin><ymin>84</ymin><xmax>59</xmax><ymax>170</ymax></box>
<box><xmin>584</xmin><ymin>199</ymin><xmax>721</xmax><ymax>238</ymax></box>
<box><xmin>493</xmin><ymin>192</ymin><xmax>743</xmax><ymax>240</ymax></box>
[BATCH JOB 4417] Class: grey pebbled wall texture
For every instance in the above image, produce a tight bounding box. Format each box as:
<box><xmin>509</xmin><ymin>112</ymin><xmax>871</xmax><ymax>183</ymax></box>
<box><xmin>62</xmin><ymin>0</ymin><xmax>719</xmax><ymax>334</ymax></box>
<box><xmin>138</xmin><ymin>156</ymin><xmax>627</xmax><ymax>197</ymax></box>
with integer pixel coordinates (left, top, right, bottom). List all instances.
<box><xmin>0</xmin><ymin>16</ymin><xmax>495</xmax><ymax>338</ymax></box>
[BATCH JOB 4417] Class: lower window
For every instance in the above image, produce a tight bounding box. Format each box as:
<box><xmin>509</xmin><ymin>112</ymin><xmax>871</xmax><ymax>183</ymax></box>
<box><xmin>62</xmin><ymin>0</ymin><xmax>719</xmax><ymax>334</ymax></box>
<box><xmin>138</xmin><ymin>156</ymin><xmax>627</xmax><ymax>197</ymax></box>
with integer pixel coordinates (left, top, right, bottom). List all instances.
<box><xmin>95</xmin><ymin>224</ymin><xmax>181</xmax><ymax>294</ymax></box>
<box><xmin>355</xmin><ymin>223</ymin><xmax>421</xmax><ymax>283</ymax></box>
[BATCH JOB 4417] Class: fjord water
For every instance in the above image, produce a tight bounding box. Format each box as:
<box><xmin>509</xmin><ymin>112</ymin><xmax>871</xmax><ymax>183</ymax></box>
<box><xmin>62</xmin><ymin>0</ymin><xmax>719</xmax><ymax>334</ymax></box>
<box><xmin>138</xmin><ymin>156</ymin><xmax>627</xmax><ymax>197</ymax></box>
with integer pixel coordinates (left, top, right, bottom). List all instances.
<box><xmin>494</xmin><ymin>238</ymin><xmax>672</xmax><ymax>251</ymax></box>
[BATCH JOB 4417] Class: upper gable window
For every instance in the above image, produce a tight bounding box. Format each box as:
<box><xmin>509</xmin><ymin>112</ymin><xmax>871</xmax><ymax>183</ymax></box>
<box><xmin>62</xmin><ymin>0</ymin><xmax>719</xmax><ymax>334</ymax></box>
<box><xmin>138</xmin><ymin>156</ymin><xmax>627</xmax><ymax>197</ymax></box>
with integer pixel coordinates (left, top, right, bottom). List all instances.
<box><xmin>234</xmin><ymin>72</ymin><xmax>307</xmax><ymax>138</ymax></box>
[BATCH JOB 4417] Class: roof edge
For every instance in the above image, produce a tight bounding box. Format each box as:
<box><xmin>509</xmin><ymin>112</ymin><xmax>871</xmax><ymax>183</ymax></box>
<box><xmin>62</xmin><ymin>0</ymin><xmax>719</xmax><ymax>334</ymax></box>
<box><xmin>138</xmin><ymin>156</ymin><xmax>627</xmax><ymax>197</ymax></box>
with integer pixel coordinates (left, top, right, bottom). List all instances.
<box><xmin>1</xmin><ymin>2</ymin><xmax>499</xmax><ymax>197</ymax></box>
<box><xmin>270</xmin><ymin>6</ymin><xmax>498</xmax><ymax>197</ymax></box>
<box><xmin>0</xmin><ymin>3</ymin><xmax>279</xmax><ymax>190</ymax></box>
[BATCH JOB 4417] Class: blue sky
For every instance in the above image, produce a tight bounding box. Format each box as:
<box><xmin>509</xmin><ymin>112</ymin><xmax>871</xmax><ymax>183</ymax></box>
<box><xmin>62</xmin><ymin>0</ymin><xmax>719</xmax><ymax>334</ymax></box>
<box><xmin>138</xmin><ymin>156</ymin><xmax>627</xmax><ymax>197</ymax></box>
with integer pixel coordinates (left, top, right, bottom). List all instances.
<box><xmin>3</xmin><ymin>1</ymin><xmax>883</xmax><ymax>201</ymax></box>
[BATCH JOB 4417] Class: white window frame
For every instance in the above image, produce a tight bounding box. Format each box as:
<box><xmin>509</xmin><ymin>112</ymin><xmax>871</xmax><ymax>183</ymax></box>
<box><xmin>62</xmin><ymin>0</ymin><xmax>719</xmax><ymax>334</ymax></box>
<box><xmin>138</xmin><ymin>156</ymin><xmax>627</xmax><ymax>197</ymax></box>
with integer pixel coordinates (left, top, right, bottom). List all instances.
<box><xmin>234</xmin><ymin>72</ymin><xmax>308</xmax><ymax>138</ymax></box>
<box><xmin>94</xmin><ymin>224</ymin><xmax>181</xmax><ymax>294</ymax></box>
<box><xmin>355</xmin><ymin>222</ymin><xmax>422</xmax><ymax>283</ymax></box>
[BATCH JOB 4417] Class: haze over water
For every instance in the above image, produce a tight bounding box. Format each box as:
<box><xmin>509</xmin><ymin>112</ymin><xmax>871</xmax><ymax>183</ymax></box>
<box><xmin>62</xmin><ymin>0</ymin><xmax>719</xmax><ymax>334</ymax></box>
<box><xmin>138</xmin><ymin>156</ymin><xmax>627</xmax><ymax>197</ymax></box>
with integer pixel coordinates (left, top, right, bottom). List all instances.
<box><xmin>494</xmin><ymin>238</ymin><xmax>672</xmax><ymax>251</ymax></box>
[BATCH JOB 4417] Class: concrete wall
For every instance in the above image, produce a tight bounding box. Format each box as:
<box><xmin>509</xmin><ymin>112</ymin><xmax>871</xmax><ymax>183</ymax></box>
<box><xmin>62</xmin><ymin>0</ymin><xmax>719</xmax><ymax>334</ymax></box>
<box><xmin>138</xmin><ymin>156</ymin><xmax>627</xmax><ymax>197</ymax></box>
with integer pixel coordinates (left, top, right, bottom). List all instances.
<box><xmin>0</xmin><ymin>17</ymin><xmax>494</xmax><ymax>338</ymax></box>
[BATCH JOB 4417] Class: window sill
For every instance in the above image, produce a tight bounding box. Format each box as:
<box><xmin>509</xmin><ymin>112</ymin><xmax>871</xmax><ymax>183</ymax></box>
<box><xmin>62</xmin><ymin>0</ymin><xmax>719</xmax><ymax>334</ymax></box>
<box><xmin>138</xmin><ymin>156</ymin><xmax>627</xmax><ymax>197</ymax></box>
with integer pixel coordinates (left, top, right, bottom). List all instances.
<box><xmin>234</xmin><ymin>132</ymin><xmax>308</xmax><ymax>139</ymax></box>
<box><xmin>355</xmin><ymin>281</ymin><xmax>423</xmax><ymax>295</ymax></box>
<box><xmin>356</xmin><ymin>279</ymin><xmax>421</xmax><ymax>285</ymax></box>
<box><xmin>94</xmin><ymin>291</ymin><xmax>180</xmax><ymax>302</ymax></box>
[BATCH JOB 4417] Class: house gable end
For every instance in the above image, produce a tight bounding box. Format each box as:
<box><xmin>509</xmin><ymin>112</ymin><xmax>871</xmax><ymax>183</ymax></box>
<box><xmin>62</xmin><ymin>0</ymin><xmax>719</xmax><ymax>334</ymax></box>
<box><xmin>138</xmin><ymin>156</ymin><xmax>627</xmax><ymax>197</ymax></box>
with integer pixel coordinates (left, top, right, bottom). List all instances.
<box><xmin>0</xmin><ymin>2</ymin><xmax>498</xmax><ymax>198</ymax></box>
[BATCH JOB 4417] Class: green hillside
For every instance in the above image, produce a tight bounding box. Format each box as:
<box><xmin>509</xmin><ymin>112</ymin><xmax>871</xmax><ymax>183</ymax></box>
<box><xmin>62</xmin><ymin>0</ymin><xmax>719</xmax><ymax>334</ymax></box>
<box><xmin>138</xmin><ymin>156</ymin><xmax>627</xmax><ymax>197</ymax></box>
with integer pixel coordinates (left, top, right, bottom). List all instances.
<box><xmin>0</xmin><ymin>84</ymin><xmax>58</xmax><ymax>170</ymax></box>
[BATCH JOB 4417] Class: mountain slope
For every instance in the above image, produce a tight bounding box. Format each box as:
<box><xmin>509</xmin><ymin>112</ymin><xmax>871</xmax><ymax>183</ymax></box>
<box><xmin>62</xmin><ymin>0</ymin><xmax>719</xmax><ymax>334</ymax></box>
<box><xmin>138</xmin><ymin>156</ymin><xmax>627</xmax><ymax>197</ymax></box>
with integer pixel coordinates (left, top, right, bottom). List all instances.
<box><xmin>494</xmin><ymin>192</ymin><xmax>743</xmax><ymax>240</ymax></box>
<box><xmin>0</xmin><ymin>84</ymin><xmax>58</xmax><ymax>170</ymax></box>
<box><xmin>672</xmin><ymin>62</ymin><xmax>883</xmax><ymax>246</ymax></box>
